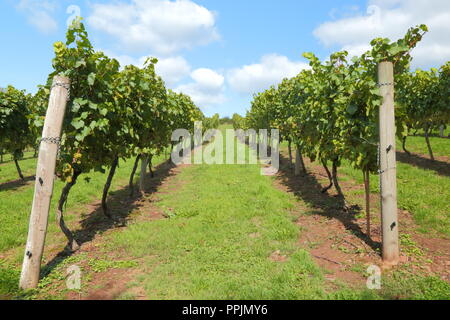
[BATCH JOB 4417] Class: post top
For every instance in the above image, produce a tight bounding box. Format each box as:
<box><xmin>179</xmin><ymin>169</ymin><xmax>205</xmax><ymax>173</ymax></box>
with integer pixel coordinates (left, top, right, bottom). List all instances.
<box><xmin>378</xmin><ymin>60</ymin><xmax>394</xmax><ymax>66</ymax></box>
<box><xmin>52</xmin><ymin>75</ymin><xmax>70</xmax><ymax>85</ymax></box>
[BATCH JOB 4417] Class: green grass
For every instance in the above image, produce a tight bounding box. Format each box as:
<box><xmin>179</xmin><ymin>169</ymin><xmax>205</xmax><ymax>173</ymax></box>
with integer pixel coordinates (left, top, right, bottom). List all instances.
<box><xmin>0</xmin><ymin>151</ymin><xmax>168</xmax><ymax>298</ymax></box>
<box><xmin>0</xmin><ymin>151</ymin><xmax>37</xmax><ymax>184</ymax></box>
<box><xmin>1</xmin><ymin>127</ymin><xmax>449</xmax><ymax>300</ymax></box>
<box><xmin>111</xmin><ymin>129</ymin><xmax>341</xmax><ymax>299</ymax></box>
<box><xmin>0</xmin><ymin>152</ymin><xmax>169</xmax><ymax>253</ymax></box>
<box><xmin>339</xmin><ymin>159</ymin><xmax>450</xmax><ymax>237</ymax></box>
<box><xmin>112</xmin><ymin>162</ymin><xmax>351</xmax><ymax>299</ymax></box>
<box><xmin>399</xmin><ymin>135</ymin><xmax>450</xmax><ymax>158</ymax></box>
<box><xmin>110</xmin><ymin>133</ymin><xmax>449</xmax><ymax>300</ymax></box>
<box><xmin>380</xmin><ymin>272</ymin><xmax>450</xmax><ymax>300</ymax></box>
<box><xmin>280</xmin><ymin>133</ymin><xmax>449</xmax><ymax>237</ymax></box>
<box><xmin>0</xmin><ymin>261</ymin><xmax>22</xmax><ymax>299</ymax></box>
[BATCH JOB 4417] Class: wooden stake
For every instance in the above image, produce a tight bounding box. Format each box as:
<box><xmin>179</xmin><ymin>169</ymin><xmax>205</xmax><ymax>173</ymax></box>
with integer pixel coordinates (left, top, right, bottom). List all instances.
<box><xmin>378</xmin><ymin>62</ymin><xmax>399</xmax><ymax>266</ymax></box>
<box><xmin>364</xmin><ymin>170</ymin><xmax>371</xmax><ymax>238</ymax></box>
<box><xmin>20</xmin><ymin>76</ymin><xmax>70</xmax><ymax>289</ymax></box>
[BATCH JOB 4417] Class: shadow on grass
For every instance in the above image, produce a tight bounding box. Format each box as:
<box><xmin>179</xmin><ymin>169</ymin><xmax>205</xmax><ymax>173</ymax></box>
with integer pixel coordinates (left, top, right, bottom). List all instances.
<box><xmin>40</xmin><ymin>159</ymin><xmax>177</xmax><ymax>279</ymax></box>
<box><xmin>276</xmin><ymin>154</ymin><xmax>381</xmax><ymax>253</ymax></box>
<box><xmin>409</xmin><ymin>133</ymin><xmax>449</xmax><ymax>139</ymax></box>
<box><xmin>396</xmin><ymin>151</ymin><xmax>450</xmax><ymax>177</ymax></box>
<box><xmin>240</xmin><ymin>137</ymin><xmax>381</xmax><ymax>253</ymax></box>
<box><xmin>0</xmin><ymin>155</ymin><xmax>37</xmax><ymax>167</ymax></box>
<box><xmin>0</xmin><ymin>176</ymin><xmax>35</xmax><ymax>193</ymax></box>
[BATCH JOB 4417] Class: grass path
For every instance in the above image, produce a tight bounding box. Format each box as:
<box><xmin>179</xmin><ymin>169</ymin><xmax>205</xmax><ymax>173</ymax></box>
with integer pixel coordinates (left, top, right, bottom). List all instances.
<box><xmin>1</xmin><ymin>129</ymin><xmax>449</xmax><ymax>300</ymax></box>
<box><xmin>106</xmin><ymin>157</ymin><xmax>370</xmax><ymax>299</ymax></box>
<box><xmin>82</xmin><ymin>136</ymin><xmax>448</xmax><ymax>300</ymax></box>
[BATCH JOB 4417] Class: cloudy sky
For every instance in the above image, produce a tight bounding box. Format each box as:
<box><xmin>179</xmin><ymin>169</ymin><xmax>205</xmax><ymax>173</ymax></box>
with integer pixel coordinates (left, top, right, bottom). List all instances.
<box><xmin>1</xmin><ymin>0</ymin><xmax>449</xmax><ymax>116</ymax></box>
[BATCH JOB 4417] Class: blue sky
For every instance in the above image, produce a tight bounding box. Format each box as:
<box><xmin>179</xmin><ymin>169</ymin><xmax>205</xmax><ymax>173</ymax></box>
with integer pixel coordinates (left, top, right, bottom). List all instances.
<box><xmin>1</xmin><ymin>0</ymin><xmax>449</xmax><ymax>117</ymax></box>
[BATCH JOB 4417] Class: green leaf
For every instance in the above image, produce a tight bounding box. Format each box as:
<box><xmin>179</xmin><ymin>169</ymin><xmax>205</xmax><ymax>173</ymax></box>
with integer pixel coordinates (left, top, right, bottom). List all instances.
<box><xmin>88</xmin><ymin>73</ymin><xmax>96</xmax><ymax>86</ymax></box>
<box><xmin>72</xmin><ymin>120</ymin><xmax>85</xmax><ymax>130</ymax></box>
<box><xmin>347</xmin><ymin>105</ymin><xmax>358</xmax><ymax>115</ymax></box>
<box><xmin>370</xmin><ymin>88</ymin><xmax>380</xmax><ymax>96</ymax></box>
<box><xmin>75</xmin><ymin>59</ymin><xmax>86</xmax><ymax>68</ymax></box>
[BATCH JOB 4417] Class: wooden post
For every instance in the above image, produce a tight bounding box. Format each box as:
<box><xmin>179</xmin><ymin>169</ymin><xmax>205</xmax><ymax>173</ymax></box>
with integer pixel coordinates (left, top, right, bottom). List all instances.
<box><xmin>20</xmin><ymin>76</ymin><xmax>70</xmax><ymax>289</ymax></box>
<box><xmin>378</xmin><ymin>62</ymin><xmax>399</xmax><ymax>266</ymax></box>
<box><xmin>364</xmin><ymin>170</ymin><xmax>371</xmax><ymax>238</ymax></box>
<box><xmin>139</xmin><ymin>154</ymin><xmax>148</xmax><ymax>193</ymax></box>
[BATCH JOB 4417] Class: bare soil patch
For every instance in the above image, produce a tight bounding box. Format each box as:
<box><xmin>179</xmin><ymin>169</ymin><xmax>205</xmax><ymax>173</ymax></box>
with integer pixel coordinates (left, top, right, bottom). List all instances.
<box><xmin>396</xmin><ymin>151</ymin><xmax>450</xmax><ymax>177</ymax></box>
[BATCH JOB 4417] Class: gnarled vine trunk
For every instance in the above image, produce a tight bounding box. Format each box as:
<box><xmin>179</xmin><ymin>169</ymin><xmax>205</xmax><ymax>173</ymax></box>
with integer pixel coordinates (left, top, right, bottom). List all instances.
<box><xmin>129</xmin><ymin>155</ymin><xmax>141</xmax><ymax>197</ymax></box>
<box><xmin>402</xmin><ymin>136</ymin><xmax>410</xmax><ymax>155</ymax></box>
<box><xmin>148</xmin><ymin>154</ymin><xmax>154</xmax><ymax>178</ymax></box>
<box><xmin>139</xmin><ymin>154</ymin><xmax>149</xmax><ymax>193</ymax></box>
<box><xmin>56</xmin><ymin>170</ymin><xmax>81</xmax><ymax>252</ymax></box>
<box><xmin>14</xmin><ymin>157</ymin><xmax>24</xmax><ymax>180</ymax></box>
<box><xmin>288</xmin><ymin>139</ymin><xmax>293</xmax><ymax>168</ymax></box>
<box><xmin>332</xmin><ymin>160</ymin><xmax>345</xmax><ymax>201</ymax></box>
<box><xmin>295</xmin><ymin>144</ymin><xmax>306</xmax><ymax>176</ymax></box>
<box><xmin>424</xmin><ymin>125</ymin><xmax>435</xmax><ymax>160</ymax></box>
<box><xmin>295</xmin><ymin>147</ymin><xmax>301</xmax><ymax>176</ymax></box>
<box><xmin>321</xmin><ymin>160</ymin><xmax>333</xmax><ymax>193</ymax></box>
<box><xmin>102</xmin><ymin>156</ymin><xmax>119</xmax><ymax>218</ymax></box>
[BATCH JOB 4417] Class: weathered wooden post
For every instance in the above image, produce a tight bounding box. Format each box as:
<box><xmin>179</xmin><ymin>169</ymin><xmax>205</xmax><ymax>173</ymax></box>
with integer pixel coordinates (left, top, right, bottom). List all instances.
<box><xmin>20</xmin><ymin>76</ymin><xmax>70</xmax><ymax>289</ymax></box>
<box><xmin>378</xmin><ymin>62</ymin><xmax>399</xmax><ymax>266</ymax></box>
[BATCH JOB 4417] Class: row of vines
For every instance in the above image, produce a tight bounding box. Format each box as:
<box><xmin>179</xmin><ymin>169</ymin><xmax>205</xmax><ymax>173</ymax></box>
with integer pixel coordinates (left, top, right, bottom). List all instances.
<box><xmin>235</xmin><ymin>24</ymin><xmax>449</xmax><ymax>236</ymax></box>
<box><xmin>1</xmin><ymin>19</ymin><xmax>217</xmax><ymax>251</ymax></box>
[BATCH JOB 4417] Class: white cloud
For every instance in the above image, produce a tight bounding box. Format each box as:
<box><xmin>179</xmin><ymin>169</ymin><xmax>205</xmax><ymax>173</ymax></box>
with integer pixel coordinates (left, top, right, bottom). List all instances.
<box><xmin>99</xmin><ymin>50</ymin><xmax>191</xmax><ymax>86</ymax></box>
<box><xmin>101</xmin><ymin>52</ymin><xmax>223</xmax><ymax>107</ymax></box>
<box><xmin>100</xmin><ymin>51</ymin><xmax>146</xmax><ymax>69</ymax></box>
<box><xmin>17</xmin><ymin>0</ymin><xmax>58</xmax><ymax>34</ymax></box>
<box><xmin>156</xmin><ymin>56</ymin><xmax>191</xmax><ymax>86</ymax></box>
<box><xmin>227</xmin><ymin>54</ymin><xmax>309</xmax><ymax>94</ymax></box>
<box><xmin>313</xmin><ymin>0</ymin><xmax>450</xmax><ymax>68</ymax></box>
<box><xmin>87</xmin><ymin>0</ymin><xmax>219</xmax><ymax>56</ymax></box>
<box><xmin>175</xmin><ymin>68</ymin><xmax>226</xmax><ymax>108</ymax></box>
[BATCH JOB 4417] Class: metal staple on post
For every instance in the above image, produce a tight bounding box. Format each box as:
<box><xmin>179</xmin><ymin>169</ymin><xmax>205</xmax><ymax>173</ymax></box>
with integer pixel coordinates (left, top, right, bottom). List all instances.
<box><xmin>40</xmin><ymin>137</ymin><xmax>62</xmax><ymax>159</ymax></box>
<box><xmin>377</xmin><ymin>82</ymin><xmax>394</xmax><ymax>87</ymax></box>
<box><xmin>51</xmin><ymin>81</ymin><xmax>71</xmax><ymax>102</ymax></box>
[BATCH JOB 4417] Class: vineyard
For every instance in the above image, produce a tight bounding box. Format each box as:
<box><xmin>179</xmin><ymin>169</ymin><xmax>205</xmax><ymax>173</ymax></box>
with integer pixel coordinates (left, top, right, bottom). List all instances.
<box><xmin>239</xmin><ymin>25</ymin><xmax>450</xmax><ymax>238</ymax></box>
<box><xmin>0</xmin><ymin>17</ymin><xmax>449</xmax><ymax>301</ymax></box>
